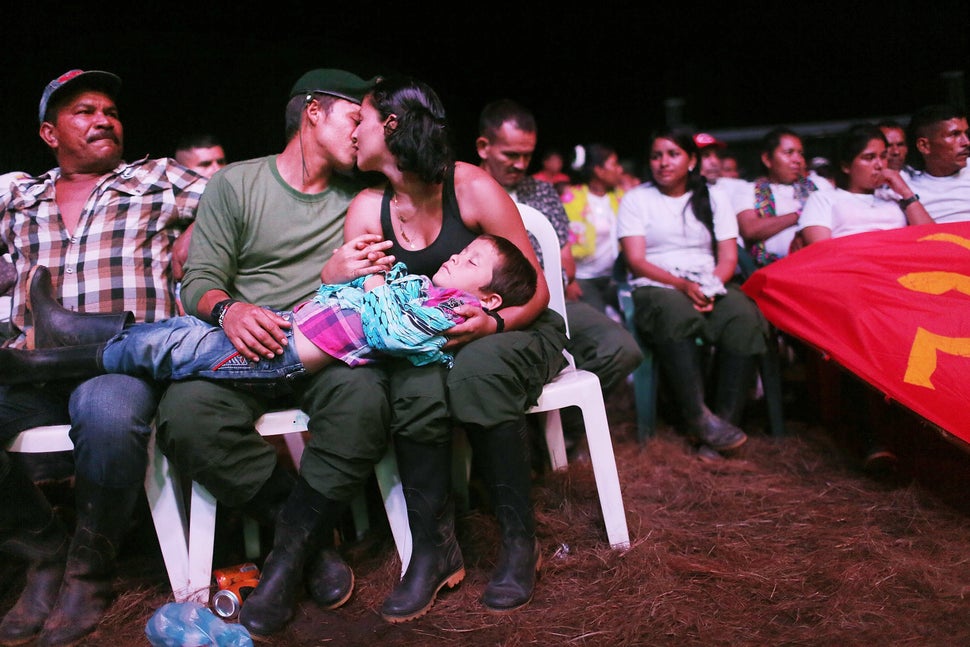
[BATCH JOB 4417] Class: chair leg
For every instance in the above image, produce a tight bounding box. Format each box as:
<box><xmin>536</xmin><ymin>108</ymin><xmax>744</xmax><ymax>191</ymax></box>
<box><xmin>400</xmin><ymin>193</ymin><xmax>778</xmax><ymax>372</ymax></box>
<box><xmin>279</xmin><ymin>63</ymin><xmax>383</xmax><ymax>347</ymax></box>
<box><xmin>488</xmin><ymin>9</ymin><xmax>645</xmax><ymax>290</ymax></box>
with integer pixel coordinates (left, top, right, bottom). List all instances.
<box><xmin>632</xmin><ymin>349</ymin><xmax>657</xmax><ymax>443</ymax></box>
<box><xmin>542</xmin><ymin>411</ymin><xmax>568</xmax><ymax>471</ymax></box>
<box><xmin>374</xmin><ymin>443</ymin><xmax>412</xmax><ymax>575</ymax></box>
<box><xmin>761</xmin><ymin>334</ymin><xmax>787</xmax><ymax>438</ymax></box>
<box><xmin>144</xmin><ymin>433</ymin><xmax>194</xmax><ymax>602</ymax></box>
<box><xmin>577</xmin><ymin>396</ymin><xmax>630</xmax><ymax>549</ymax></box>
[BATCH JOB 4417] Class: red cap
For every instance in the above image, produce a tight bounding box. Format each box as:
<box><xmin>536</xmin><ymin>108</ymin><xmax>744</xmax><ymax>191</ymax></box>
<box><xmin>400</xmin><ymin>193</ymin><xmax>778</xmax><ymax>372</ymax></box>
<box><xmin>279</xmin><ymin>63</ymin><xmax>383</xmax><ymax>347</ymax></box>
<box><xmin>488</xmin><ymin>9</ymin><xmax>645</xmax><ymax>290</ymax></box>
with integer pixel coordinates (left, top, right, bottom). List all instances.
<box><xmin>693</xmin><ymin>133</ymin><xmax>726</xmax><ymax>150</ymax></box>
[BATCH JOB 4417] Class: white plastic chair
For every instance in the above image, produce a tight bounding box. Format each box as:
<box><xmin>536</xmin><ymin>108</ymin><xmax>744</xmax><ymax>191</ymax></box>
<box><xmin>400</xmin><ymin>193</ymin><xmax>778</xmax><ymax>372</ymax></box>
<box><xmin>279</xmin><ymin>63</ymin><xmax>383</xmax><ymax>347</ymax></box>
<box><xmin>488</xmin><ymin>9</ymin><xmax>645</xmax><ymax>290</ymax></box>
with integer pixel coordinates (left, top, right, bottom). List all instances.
<box><xmin>169</xmin><ymin>409</ymin><xmax>375</xmax><ymax>602</ymax></box>
<box><xmin>7</xmin><ymin>424</ymin><xmax>193</xmax><ymax>602</ymax></box>
<box><xmin>375</xmin><ymin>203</ymin><xmax>631</xmax><ymax>575</ymax></box>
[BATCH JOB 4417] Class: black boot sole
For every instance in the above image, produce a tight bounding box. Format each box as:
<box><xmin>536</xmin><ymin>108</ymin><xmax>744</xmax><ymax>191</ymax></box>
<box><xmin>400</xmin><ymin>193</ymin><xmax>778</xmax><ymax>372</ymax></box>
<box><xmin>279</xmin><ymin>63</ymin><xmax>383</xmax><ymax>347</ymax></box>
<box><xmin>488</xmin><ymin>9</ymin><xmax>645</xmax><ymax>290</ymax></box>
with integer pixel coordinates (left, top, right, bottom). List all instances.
<box><xmin>381</xmin><ymin>566</ymin><xmax>465</xmax><ymax>624</ymax></box>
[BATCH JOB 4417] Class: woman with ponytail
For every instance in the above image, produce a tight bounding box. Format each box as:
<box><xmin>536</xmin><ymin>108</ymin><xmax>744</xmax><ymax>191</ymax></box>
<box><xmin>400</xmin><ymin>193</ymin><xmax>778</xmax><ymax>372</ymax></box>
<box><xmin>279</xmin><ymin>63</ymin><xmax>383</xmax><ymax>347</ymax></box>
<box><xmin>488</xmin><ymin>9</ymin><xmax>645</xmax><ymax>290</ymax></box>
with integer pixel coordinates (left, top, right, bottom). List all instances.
<box><xmin>617</xmin><ymin>128</ymin><xmax>767</xmax><ymax>459</ymax></box>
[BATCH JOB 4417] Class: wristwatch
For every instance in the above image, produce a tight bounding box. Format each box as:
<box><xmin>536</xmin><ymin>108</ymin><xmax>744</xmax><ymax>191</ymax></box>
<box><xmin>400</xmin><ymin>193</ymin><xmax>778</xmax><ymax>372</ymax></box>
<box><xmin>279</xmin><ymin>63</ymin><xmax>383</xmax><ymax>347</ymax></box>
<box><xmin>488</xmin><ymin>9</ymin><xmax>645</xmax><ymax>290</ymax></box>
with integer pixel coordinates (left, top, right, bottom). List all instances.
<box><xmin>898</xmin><ymin>194</ymin><xmax>920</xmax><ymax>209</ymax></box>
<box><xmin>210</xmin><ymin>298</ymin><xmax>239</xmax><ymax>328</ymax></box>
<box><xmin>484</xmin><ymin>308</ymin><xmax>505</xmax><ymax>333</ymax></box>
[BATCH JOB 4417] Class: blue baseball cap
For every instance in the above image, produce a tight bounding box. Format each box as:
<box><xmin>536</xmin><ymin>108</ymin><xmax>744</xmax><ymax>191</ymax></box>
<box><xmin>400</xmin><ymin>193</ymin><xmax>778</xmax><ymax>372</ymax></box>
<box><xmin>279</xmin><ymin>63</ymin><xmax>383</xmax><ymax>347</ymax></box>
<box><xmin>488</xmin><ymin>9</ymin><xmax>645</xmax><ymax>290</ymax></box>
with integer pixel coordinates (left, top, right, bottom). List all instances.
<box><xmin>39</xmin><ymin>69</ymin><xmax>122</xmax><ymax>124</ymax></box>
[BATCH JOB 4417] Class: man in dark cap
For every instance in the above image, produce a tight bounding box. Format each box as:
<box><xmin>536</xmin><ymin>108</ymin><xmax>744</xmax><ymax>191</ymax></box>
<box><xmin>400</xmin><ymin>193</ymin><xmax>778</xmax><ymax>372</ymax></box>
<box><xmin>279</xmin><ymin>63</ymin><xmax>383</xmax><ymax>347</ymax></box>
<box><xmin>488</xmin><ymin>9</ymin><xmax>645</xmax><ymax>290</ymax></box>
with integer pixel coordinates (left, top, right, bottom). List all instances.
<box><xmin>152</xmin><ymin>68</ymin><xmax>387</xmax><ymax>636</ymax></box>
<box><xmin>0</xmin><ymin>69</ymin><xmax>206</xmax><ymax>646</ymax></box>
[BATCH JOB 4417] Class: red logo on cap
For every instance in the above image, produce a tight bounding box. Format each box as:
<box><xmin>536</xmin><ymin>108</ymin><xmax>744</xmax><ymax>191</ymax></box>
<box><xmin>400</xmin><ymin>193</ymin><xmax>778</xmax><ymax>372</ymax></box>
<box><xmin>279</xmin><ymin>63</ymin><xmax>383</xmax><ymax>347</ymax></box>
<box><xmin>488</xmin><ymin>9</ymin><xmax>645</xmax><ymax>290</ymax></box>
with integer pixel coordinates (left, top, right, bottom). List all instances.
<box><xmin>57</xmin><ymin>70</ymin><xmax>85</xmax><ymax>84</ymax></box>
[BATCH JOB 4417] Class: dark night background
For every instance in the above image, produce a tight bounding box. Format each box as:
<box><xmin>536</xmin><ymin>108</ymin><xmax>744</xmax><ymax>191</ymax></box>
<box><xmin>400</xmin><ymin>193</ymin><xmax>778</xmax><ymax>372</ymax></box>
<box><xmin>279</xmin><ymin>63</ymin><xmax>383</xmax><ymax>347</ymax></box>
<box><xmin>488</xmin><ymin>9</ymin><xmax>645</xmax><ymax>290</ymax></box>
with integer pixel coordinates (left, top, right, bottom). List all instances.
<box><xmin>3</xmin><ymin>1</ymin><xmax>968</xmax><ymax>177</ymax></box>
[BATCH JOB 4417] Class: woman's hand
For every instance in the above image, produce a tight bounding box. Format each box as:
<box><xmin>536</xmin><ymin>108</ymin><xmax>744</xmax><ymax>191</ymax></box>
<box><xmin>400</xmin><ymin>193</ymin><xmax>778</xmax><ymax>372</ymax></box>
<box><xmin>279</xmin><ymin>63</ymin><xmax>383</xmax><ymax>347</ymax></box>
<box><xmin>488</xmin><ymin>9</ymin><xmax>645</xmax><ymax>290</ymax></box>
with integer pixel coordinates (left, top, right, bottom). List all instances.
<box><xmin>442</xmin><ymin>305</ymin><xmax>495</xmax><ymax>348</ymax></box>
<box><xmin>678</xmin><ymin>278</ymin><xmax>712</xmax><ymax>311</ymax></box>
<box><xmin>321</xmin><ymin>234</ymin><xmax>395</xmax><ymax>283</ymax></box>
<box><xmin>880</xmin><ymin>168</ymin><xmax>912</xmax><ymax>196</ymax></box>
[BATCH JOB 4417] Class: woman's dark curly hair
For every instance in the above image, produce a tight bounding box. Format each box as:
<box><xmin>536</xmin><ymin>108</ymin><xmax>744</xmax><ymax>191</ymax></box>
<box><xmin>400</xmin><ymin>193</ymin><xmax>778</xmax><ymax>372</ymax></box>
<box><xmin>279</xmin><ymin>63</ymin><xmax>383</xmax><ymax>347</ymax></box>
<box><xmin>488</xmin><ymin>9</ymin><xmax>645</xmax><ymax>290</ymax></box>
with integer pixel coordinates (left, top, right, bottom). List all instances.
<box><xmin>369</xmin><ymin>76</ymin><xmax>453</xmax><ymax>184</ymax></box>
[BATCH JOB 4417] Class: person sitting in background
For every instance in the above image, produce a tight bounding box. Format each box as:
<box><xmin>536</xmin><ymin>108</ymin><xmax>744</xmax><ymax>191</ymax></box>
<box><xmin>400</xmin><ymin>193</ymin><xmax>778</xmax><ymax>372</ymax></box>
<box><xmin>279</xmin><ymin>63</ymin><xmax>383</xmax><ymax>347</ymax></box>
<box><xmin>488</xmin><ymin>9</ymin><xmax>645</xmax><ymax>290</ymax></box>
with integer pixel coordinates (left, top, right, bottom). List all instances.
<box><xmin>618</xmin><ymin>128</ymin><xmax>767</xmax><ymax>460</ymax></box>
<box><xmin>694</xmin><ymin>132</ymin><xmax>726</xmax><ymax>184</ymax></box>
<box><xmin>0</xmin><ymin>235</ymin><xmax>536</xmax><ymax>384</ymax></box>
<box><xmin>904</xmin><ymin>104</ymin><xmax>970</xmax><ymax>223</ymax></box>
<box><xmin>807</xmin><ymin>156</ymin><xmax>837</xmax><ymax>189</ymax></box>
<box><xmin>174</xmin><ymin>133</ymin><xmax>227</xmax><ymax>179</ymax></box>
<box><xmin>797</xmin><ymin>123</ymin><xmax>932</xmax><ymax>475</ymax></box>
<box><xmin>618</xmin><ymin>158</ymin><xmax>643</xmax><ymax>190</ymax></box>
<box><xmin>737</xmin><ymin>127</ymin><xmax>822</xmax><ymax>267</ymax></box>
<box><xmin>720</xmin><ymin>154</ymin><xmax>742</xmax><ymax>179</ymax></box>
<box><xmin>799</xmin><ymin>124</ymin><xmax>931</xmax><ymax>245</ymax></box>
<box><xmin>476</xmin><ymin>100</ymin><xmax>642</xmax><ymax>456</ymax></box>
<box><xmin>561</xmin><ymin>143</ymin><xmax>625</xmax><ymax>315</ymax></box>
<box><xmin>531</xmin><ymin>147</ymin><xmax>571</xmax><ymax>195</ymax></box>
<box><xmin>694</xmin><ymin>133</ymin><xmax>750</xmax><ymax>208</ymax></box>
<box><xmin>876</xmin><ymin>119</ymin><xmax>910</xmax><ymax>172</ymax></box>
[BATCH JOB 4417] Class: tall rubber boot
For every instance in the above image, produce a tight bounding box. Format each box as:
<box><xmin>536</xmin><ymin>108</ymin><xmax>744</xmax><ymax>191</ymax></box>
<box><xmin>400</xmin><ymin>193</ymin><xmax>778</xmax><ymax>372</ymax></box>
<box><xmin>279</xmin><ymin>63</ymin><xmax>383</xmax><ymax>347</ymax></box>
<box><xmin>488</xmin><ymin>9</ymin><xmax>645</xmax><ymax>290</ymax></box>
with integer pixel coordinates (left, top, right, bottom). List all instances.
<box><xmin>304</xmin><ymin>529</ymin><xmax>355</xmax><ymax>610</ymax></box>
<box><xmin>714</xmin><ymin>350</ymin><xmax>758</xmax><ymax>426</ymax></box>
<box><xmin>37</xmin><ymin>477</ymin><xmax>140</xmax><ymax>647</ymax></box>
<box><xmin>0</xmin><ymin>456</ymin><xmax>69</xmax><ymax>646</ymax></box>
<box><xmin>0</xmin><ymin>345</ymin><xmax>105</xmax><ymax>385</ymax></box>
<box><xmin>26</xmin><ymin>265</ymin><xmax>133</xmax><ymax>349</ymax></box>
<box><xmin>239</xmin><ymin>477</ymin><xmax>347</xmax><ymax>636</ymax></box>
<box><xmin>381</xmin><ymin>437</ymin><xmax>465</xmax><ymax>623</ymax></box>
<box><xmin>653</xmin><ymin>339</ymin><xmax>747</xmax><ymax>451</ymax></box>
<box><xmin>468</xmin><ymin>419</ymin><xmax>541</xmax><ymax>613</ymax></box>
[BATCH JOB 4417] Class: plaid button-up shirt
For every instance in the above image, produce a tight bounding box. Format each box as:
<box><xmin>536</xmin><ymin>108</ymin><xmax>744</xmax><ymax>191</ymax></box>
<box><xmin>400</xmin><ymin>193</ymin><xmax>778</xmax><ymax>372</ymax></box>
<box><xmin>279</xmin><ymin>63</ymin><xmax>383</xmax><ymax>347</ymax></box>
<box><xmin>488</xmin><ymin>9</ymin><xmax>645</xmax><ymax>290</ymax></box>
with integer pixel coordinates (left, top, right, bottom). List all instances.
<box><xmin>0</xmin><ymin>157</ymin><xmax>206</xmax><ymax>347</ymax></box>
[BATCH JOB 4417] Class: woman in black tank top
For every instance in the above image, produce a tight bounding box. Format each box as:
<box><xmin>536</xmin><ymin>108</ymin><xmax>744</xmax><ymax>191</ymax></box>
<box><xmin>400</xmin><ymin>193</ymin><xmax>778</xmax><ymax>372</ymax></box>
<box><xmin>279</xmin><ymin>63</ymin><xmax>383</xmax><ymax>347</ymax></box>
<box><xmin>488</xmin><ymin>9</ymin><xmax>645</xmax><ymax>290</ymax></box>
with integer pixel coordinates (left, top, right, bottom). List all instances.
<box><xmin>340</xmin><ymin>76</ymin><xmax>556</xmax><ymax>622</ymax></box>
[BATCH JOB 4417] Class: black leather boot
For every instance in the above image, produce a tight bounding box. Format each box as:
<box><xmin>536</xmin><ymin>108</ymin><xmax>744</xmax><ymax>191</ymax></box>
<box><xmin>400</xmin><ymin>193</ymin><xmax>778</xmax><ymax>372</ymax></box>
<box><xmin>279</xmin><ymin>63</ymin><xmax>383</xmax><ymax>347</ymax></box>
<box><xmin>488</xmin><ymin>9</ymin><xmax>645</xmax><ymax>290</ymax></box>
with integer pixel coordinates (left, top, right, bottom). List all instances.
<box><xmin>0</xmin><ymin>345</ymin><xmax>106</xmax><ymax>385</ymax></box>
<box><xmin>37</xmin><ymin>477</ymin><xmax>139</xmax><ymax>647</ymax></box>
<box><xmin>381</xmin><ymin>437</ymin><xmax>464</xmax><ymax>623</ymax></box>
<box><xmin>0</xmin><ymin>456</ymin><xmax>69</xmax><ymax>646</ymax></box>
<box><xmin>26</xmin><ymin>265</ymin><xmax>133</xmax><ymax>349</ymax></box>
<box><xmin>304</xmin><ymin>534</ymin><xmax>355</xmax><ymax>610</ymax></box>
<box><xmin>714</xmin><ymin>350</ymin><xmax>758</xmax><ymax>426</ymax></box>
<box><xmin>239</xmin><ymin>477</ymin><xmax>346</xmax><ymax>636</ymax></box>
<box><xmin>653</xmin><ymin>339</ymin><xmax>747</xmax><ymax>452</ymax></box>
<box><xmin>468</xmin><ymin>419</ymin><xmax>541</xmax><ymax>612</ymax></box>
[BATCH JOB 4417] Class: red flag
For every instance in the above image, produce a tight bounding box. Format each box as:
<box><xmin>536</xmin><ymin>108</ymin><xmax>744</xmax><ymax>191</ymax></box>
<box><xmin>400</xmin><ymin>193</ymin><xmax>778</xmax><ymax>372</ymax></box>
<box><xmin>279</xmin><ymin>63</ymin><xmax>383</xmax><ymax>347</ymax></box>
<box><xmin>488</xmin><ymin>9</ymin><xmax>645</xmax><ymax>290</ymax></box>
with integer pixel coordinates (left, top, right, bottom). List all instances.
<box><xmin>742</xmin><ymin>222</ymin><xmax>970</xmax><ymax>442</ymax></box>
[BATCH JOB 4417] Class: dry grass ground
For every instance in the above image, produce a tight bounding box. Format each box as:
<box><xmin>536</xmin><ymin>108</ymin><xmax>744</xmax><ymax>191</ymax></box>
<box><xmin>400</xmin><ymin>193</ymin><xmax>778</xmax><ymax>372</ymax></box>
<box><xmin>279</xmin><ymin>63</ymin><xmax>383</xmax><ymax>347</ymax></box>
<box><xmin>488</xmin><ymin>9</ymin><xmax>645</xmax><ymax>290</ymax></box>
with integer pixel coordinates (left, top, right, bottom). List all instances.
<box><xmin>3</xmin><ymin>374</ymin><xmax>970</xmax><ymax>646</ymax></box>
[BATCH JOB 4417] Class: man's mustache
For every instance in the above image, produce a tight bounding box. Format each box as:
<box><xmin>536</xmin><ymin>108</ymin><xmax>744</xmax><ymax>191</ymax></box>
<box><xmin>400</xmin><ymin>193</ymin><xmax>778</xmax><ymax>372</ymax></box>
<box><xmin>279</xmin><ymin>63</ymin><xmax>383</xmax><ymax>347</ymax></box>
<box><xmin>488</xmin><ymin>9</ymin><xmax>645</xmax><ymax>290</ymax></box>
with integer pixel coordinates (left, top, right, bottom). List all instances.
<box><xmin>87</xmin><ymin>131</ymin><xmax>119</xmax><ymax>144</ymax></box>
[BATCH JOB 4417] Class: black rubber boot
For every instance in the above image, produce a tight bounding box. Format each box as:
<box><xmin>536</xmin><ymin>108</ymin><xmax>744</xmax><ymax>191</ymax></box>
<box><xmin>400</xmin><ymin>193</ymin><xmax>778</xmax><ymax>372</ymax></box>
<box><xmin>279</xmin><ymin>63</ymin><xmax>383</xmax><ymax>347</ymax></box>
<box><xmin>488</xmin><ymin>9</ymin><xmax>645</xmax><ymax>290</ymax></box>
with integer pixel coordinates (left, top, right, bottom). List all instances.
<box><xmin>26</xmin><ymin>265</ymin><xmax>133</xmax><ymax>349</ymax></box>
<box><xmin>304</xmin><ymin>537</ymin><xmax>355</xmax><ymax>610</ymax></box>
<box><xmin>37</xmin><ymin>477</ymin><xmax>140</xmax><ymax>647</ymax></box>
<box><xmin>653</xmin><ymin>339</ymin><xmax>747</xmax><ymax>452</ymax></box>
<box><xmin>0</xmin><ymin>345</ymin><xmax>106</xmax><ymax>385</ymax></box>
<box><xmin>381</xmin><ymin>437</ymin><xmax>465</xmax><ymax>623</ymax></box>
<box><xmin>714</xmin><ymin>350</ymin><xmax>758</xmax><ymax>426</ymax></box>
<box><xmin>468</xmin><ymin>419</ymin><xmax>541</xmax><ymax>613</ymax></box>
<box><xmin>239</xmin><ymin>477</ymin><xmax>346</xmax><ymax>636</ymax></box>
<box><xmin>0</xmin><ymin>456</ymin><xmax>69</xmax><ymax>646</ymax></box>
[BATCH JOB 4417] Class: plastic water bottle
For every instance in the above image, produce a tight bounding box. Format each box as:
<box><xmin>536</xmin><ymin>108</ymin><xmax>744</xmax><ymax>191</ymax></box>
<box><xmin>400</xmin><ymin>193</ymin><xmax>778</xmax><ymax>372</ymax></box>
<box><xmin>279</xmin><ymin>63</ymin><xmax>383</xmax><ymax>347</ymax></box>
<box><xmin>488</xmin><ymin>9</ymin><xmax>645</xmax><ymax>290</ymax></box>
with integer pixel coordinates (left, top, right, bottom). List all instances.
<box><xmin>145</xmin><ymin>601</ymin><xmax>253</xmax><ymax>647</ymax></box>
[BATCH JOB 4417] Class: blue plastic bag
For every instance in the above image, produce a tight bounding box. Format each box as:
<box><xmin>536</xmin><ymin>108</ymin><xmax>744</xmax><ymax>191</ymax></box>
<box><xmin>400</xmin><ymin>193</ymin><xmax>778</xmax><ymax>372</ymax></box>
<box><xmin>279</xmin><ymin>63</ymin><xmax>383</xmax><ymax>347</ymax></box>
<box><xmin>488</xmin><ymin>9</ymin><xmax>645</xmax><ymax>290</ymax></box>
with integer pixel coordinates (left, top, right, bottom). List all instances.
<box><xmin>145</xmin><ymin>601</ymin><xmax>253</xmax><ymax>647</ymax></box>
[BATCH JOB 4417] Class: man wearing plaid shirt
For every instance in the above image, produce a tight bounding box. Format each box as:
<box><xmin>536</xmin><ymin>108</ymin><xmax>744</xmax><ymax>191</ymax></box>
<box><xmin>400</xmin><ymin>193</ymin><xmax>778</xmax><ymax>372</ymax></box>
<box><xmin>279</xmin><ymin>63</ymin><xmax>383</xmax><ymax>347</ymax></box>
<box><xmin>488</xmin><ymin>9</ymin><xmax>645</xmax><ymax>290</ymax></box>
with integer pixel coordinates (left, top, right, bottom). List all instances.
<box><xmin>0</xmin><ymin>69</ymin><xmax>205</xmax><ymax>646</ymax></box>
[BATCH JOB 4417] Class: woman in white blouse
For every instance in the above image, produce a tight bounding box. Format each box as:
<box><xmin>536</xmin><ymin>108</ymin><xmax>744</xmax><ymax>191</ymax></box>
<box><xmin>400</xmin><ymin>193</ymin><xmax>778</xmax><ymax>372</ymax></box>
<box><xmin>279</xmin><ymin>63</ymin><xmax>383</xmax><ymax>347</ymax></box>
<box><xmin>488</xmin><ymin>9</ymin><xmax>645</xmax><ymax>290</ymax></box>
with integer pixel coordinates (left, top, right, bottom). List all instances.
<box><xmin>618</xmin><ymin>129</ymin><xmax>767</xmax><ymax>458</ymax></box>
<box><xmin>797</xmin><ymin>123</ymin><xmax>931</xmax><ymax>475</ymax></box>
<box><xmin>799</xmin><ymin>124</ymin><xmax>931</xmax><ymax>244</ymax></box>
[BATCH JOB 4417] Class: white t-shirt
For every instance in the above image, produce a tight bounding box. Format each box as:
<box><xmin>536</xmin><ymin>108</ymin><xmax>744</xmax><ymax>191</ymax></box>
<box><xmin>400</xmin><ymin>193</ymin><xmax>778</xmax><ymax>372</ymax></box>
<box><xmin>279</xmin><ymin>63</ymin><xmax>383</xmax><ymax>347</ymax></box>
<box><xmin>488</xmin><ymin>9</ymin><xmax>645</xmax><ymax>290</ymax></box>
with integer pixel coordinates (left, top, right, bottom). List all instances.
<box><xmin>575</xmin><ymin>192</ymin><xmax>619</xmax><ymax>280</ymax></box>
<box><xmin>713</xmin><ymin>176</ymin><xmax>753</xmax><ymax>213</ymax></box>
<box><xmin>739</xmin><ymin>179</ymin><xmax>823</xmax><ymax>259</ymax></box>
<box><xmin>798</xmin><ymin>188</ymin><xmax>907</xmax><ymax>238</ymax></box>
<box><xmin>906</xmin><ymin>165</ymin><xmax>970</xmax><ymax>223</ymax></box>
<box><xmin>617</xmin><ymin>184</ymin><xmax>738</xmax><ymax>290</ymax></box>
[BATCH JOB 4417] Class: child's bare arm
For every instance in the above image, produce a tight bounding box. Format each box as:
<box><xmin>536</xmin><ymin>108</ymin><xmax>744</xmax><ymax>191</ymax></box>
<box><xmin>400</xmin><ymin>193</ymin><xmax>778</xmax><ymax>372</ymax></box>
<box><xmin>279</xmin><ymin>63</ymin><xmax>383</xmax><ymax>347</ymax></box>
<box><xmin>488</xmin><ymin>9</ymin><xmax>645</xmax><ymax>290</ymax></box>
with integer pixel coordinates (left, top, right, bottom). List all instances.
<box><xmin>363</xmin><ymin>274</ymin><xmax>387</xmax><ymax>292</ymax></box>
